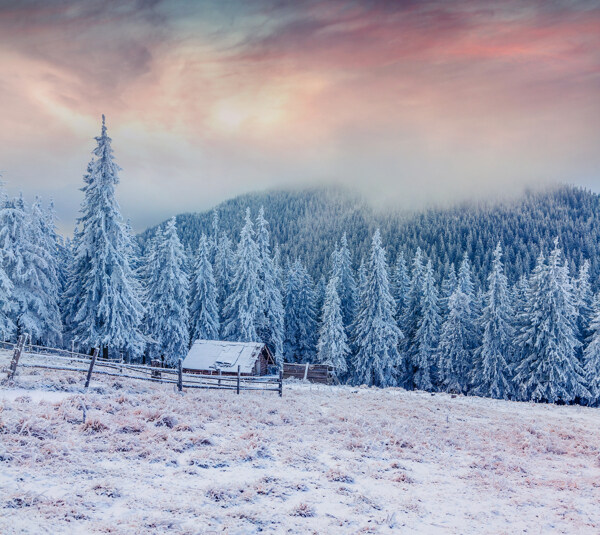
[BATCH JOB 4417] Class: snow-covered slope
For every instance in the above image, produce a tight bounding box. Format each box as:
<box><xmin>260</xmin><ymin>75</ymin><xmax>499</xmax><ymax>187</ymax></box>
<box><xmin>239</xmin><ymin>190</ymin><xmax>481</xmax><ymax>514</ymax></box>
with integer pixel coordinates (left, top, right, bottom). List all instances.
<box><xmin>1</xmin><ymin>356</ymin><xmax>599</xmax><ymax>534</ymax></box>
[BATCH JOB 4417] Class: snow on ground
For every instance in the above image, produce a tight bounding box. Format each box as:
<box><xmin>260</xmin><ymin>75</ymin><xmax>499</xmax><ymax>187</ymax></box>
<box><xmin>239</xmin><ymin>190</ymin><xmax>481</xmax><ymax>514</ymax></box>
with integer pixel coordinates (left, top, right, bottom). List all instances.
<box><xmin>1</xmin><ymin>351</ymin><xmax>599</xmax><ymax>534</ymax></box>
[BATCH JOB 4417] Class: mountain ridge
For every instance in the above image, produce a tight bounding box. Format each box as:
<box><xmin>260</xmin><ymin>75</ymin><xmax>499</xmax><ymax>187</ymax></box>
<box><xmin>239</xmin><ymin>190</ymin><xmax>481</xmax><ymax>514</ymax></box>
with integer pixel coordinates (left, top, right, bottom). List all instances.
<box><xmin>139</xmin><ymin>184</ymin><xmax>600</xmax><ymax>289</ymax></box>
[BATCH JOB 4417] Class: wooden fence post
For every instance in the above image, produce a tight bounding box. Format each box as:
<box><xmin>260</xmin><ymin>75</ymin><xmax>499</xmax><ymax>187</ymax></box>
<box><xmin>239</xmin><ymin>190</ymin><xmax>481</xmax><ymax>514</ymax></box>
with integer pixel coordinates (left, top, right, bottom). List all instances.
<box><xmin>84</xmin><ymin>348</ymin><xmax>99</xmax><ymax>389</ymax></box>
<box><xmin>151</xmin><ymin>359</ymin><xmax>162</xmax><ymax>381</ymax></box>
<box><xmin>7</xmin><ymin>335</ymin><xmax>25</xmax><ymax>380</ymax></box>
<box><xmin>237</xmin><ymin>365</ymin><xmax>240</xmax><ymax>395</ymax></box>
<box><xmin>303</xmin><ymin>362</ymin><xmax>309</xmax><ymax>381</ymax></box>
<box><xmin>177</xmin><ymin>358</ymin><xmax>183</xmax><ymax>392</ymax></box>
<box><xmin>218</xmin><ymin>369</ymin><xmax>222</xmax><ymax>387</ymax></box>
<box><xmin>279</xmin><ymin>368</ymin><xmax>283</xmax><ymax>397</ymax></box>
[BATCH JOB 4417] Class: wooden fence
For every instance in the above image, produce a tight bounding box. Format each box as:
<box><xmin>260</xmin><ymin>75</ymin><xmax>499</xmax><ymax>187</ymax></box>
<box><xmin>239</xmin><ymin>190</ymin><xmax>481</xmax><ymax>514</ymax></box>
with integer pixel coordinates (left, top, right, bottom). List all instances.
<box><xmin>3</xmin><ymin>335</ymin><xmax>283</xmax><ymax>396</ymax></box>
<box><xmin>283</xmin><ymin>362</ymin><xmax>335</xmax><ymax>384</ymax></box>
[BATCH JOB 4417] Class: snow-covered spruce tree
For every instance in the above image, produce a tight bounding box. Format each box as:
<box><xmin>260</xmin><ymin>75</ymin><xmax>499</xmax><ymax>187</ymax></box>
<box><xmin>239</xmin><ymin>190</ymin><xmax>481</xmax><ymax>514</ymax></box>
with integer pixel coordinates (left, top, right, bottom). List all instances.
<box><xmin>330</xmin><ymin>233</ymin><xmax>357</xmax><ymax>336</ymax></box>
<box><xmin>27</xmin><ymin>198</ymin><xmax>63</xmax><ymax>346</ymax></box>
<box><xmin>470</xmin><ymin>243</ymin><xmax>514</xmax><ymax>399</ymax></box>
<box><xmin>272</xmin><ymin>245</ymin><xmax>285</xmax><ymax>296</ymax></box>
<box><xmin>143</xmin><ymin>217</ymin><xmax>189</xmax><ymax>365</ymax></box>
<box><xmin>283</xmin><ymin>259</ymin><xmax>318</xmax><ymax>363</ymax></box>
<box><xmin>401</xmin><ymin>248</ymin><xmax>425</xmax><ymax>387</ymax></box>
<box><xmin>355</xmin><ymin>259</ymin><xmax>367</xmax><ymax>312</ymax></box>
<box><xmin>474</xmin><ymin>287</ymin><xmax>485</xmax><ymax>336</ymax></box>
<box><xmin>65</xmin><ymin>116</ymin><xmax>145</xmax><ymax>359</ymax></box>
<box><xmin>413</xmin><ymin>260</ymin><xmax>441</xmax><ymax>390</ymax></box>
<box><xmin>61</xmin><ymin>227</ymin><xmax>80</xmax><ymax>344</ymax></box>
<box><xmin>209</xmin><ymin>209</ymin><xmax>219</xmax><ymax>264</ymax></box>
<box><xmin>437</xmin><ymin>286</ymin><xmax>474</xmax><ymax>394</ymax></box>
<box><xmin>317</xmin><ymin>276</ymin><xmax>350</xmax><ymax>376</ymax></box>
<box><xmin>437</xmin><ymin>254</ymin><xmax>480</xmax><ymax>393</ymax></box>
<box><xmin>513</xmin><ymin>241</ymin><xmax>588</xmax><ymax>403</ymax></box>
<box><xmin>0</xmin><ymin>195</ymin><xmax>62</xmax><ymax>345</ymax></box>
<box><xmin>0</xmin><ymin>207</ymin><xmax>14</xmax><ymax>342</ymax></box>
<box><xmin>0</xmin><ymin>251</ymin><xmax>15</xmax><ymax>342</ymax></box>
<box><xmin>222</xmin><ymin>208</ymin><xmax>262</xmax><ymax>342</ymax></box>
<box><xmin>213</xmin><ymin>231</ymin><xmax>234</xmax><ymax>323</ymax></box>
<box><xmin>348</xmin><ymin>258</ymin><xmax>367</xmax><ymax>365</ymax></box>
<box><xmin>457</xmin><ymin>253</ymin><xmax>479</xmax><ymax>353</ymax></box>
<box><xmin>392</xmin><ymin>251</ymin><xmax>410</xmax><ymax>325</ymax></box>
<box><xmin>315</xmin><ymin>275</ymin><xmax>327</xmax><ymax>323</ymax></box>
<box><xmin>189</xmin><ymin>234</ymin><xmax>219</xmax><ymax>342</ymax></box>
<box><xmin>440</xmin><ymin>263</ymin><xmax>457</xmax><ymax>317</ymax></box>
<box><xmin>256</xmin><ymin>207</ymin><xmax>284</xmax><ymax>365</ymax></box>
<box><xmin>574</xmin><ymin>260</ymin><xmax>594</xmax><ymax>351</ymax></box>
<box><xmin>510</xmin><ymin>274</ymin><xmax>529</xmax><ymax>368</ymax></box>
<box><xmin>583</xmin><ymin>294</ymin><xmax>600</xmax><ymax>406</ymax></box>
<box><xmin>352</xmin><ymin>230</ymin><xmax>403</xmax><ymax>387</ymax></box>
<box><xmin>0</xmin><ymin>182</ymin><xmax>14</xmax><ymax>340</ymax></box>
<box><xmin>0</xmin><ymin>197</ymin><xmax>31</xmax><ymax>334</ymax></box>
<box><xmin>45</xmin><ymin>200</ymin><xmax>69</xmax><ymax>294</ymax></box>
<box><xmin>283</xmin><ymin>261</ymin><xmax>300</xmax><ymax>362</ymax></box>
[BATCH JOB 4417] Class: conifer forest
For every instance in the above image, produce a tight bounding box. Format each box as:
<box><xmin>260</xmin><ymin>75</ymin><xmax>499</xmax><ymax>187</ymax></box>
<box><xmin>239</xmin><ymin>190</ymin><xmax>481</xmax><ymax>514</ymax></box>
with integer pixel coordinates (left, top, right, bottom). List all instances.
<box><xmin>2</xmin><ymin>118</ymin><xmax>600</xmax><ymax>406</ymax></box>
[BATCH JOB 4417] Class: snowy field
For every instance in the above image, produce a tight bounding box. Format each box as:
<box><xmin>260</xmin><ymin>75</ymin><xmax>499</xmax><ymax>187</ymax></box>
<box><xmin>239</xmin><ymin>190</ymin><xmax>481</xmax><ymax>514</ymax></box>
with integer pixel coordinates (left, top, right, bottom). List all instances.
<box><xmin>1</xmin><ymin>352</ymin><xmax>599</xmax><ymax>534</ymax></box>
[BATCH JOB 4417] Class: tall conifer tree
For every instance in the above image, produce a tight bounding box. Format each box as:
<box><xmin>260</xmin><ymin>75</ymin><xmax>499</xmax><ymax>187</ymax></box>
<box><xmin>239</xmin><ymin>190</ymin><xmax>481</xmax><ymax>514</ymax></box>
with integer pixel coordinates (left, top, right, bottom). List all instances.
<box><xmin>330</xmin><ymin>233</ymin><xmax>357</xmax><ymax>336</ymax></box>
<box><xmin>65</xmin><ymin>116</ymin><xmax>145</xmax><ymax>359</ymax></box>
<box><xmin>317</xmin><ymin>276</ymin><xmax>349</xmax><ymax>376</ymax></box>
<box><xmin>438</xmin><ymin>287</ymin><xmax>473</xmax><ymax>394</ymax></box>
<box><xmin>144</xmin><ymin>218</ymin><xmax>189</xmax><ymax>365</ymax></box>
<box><xmin>470</xmin><ymin>244</ymin><xmax>514</xmax><ymax>399</ymax></box>
<box><xmin>352</xmin><ymin>230</ymin><xmax>403</xmax><ymax>387</ymax></box>
<box><xmin>583</xmin><ymin>294</ymin><xmax>600</xmax><ymax>405</ymax></box>
<box><xmin>222</xmin><ymin>208</ymin><xmax>262</xmax><ymax>342</ymax></box>
<box><xmin>392</xmin><ymin>251</ymin><xmax>410</xmax><ymax>324</ymax></box>
<box><xmin>514</xmin><ymin>241</ymin><xmax>588</xmax><ymax>403</ymax></box>
<box><xmin>256</xmin><ymin>207</ymin><xmax>284</xmax><ymax>364</ymax></box>
<box><xmin>283</xmin><ymin>259</ymin><xmax>318</xmax><ymax>362</ymax></box>
<box><xmin>189</xmin><ymin>234</ymin><xmax>220</xmax><ymax>342</ymax></box>
<box><xmin>413</xmin><ymin>260</ymin><xmax>440</xmax><ymax>390</ymax></box>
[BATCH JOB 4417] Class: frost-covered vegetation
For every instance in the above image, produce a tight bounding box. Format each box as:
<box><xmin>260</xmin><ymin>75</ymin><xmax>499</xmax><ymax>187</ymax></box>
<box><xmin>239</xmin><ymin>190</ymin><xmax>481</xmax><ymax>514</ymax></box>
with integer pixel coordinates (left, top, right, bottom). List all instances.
<box><xmin>1</xmin><ymin>118</ymin><xmax>600</xmax><ymax>405</ymax></box>
<box><xmin>1</xmin><ymin>359</ymin><xmax>599</xmax><ymax>534</ymax></box>
<box><xmin>140</xmin><ymin>183</ymin><xmax>600</xmax><ymax>290</ymax></box>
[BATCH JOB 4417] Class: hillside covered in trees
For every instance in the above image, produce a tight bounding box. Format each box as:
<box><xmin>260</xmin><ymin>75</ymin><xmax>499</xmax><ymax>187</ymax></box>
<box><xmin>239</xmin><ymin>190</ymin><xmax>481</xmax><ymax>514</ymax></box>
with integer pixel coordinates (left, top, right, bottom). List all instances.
<box><xmin>2</xmin><ymin>118</ymin><xmax>600</xmax><ymax>406</ymax></box>
<box><xmin>140</xmin><ymin>185</ymin><xmax>600</xmax><ymax>290</ymax></box>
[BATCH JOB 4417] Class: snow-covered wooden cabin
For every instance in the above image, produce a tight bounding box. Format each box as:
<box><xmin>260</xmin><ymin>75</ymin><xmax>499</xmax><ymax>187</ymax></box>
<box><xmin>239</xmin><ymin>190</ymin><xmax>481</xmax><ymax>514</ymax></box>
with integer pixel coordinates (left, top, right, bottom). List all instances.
<box><xmin>182</xmin><ymin>340</ymin><xmax>275</xmax><ymax>376</ymax></box>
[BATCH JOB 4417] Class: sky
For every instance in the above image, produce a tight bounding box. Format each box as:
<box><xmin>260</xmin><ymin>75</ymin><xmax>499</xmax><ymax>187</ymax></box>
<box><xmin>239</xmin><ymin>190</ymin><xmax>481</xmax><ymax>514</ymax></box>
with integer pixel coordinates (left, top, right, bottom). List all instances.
<box><xmin>0</xmin><ymin>0</ymin><xmax>599</xmax><ymax>233</ymax></box>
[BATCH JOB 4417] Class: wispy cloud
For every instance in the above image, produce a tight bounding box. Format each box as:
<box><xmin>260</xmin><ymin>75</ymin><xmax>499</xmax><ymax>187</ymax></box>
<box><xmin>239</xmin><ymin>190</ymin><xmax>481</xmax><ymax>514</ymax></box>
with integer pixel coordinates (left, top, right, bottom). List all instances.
<box><xmin>0</xmin><ymin>0</ymin><xmax>598</xmax><ymax>231</ymax></box>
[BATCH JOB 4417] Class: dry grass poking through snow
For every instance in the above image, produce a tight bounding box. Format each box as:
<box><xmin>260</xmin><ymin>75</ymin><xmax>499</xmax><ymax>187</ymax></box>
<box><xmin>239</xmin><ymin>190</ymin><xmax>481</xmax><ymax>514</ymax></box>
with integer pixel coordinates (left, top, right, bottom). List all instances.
<box><xmin>0</xmin><ymin>366</ymin><xmax>599</xmax><ymax>534</ymax></box>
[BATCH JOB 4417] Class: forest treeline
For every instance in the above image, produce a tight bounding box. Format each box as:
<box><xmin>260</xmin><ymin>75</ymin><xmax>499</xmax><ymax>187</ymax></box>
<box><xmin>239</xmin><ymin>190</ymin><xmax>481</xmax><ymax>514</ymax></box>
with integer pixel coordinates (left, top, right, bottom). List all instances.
<box><xmin>1</xmin><ymin>118</ymin><xmax>599</xmax><ymax>405</ymax></box>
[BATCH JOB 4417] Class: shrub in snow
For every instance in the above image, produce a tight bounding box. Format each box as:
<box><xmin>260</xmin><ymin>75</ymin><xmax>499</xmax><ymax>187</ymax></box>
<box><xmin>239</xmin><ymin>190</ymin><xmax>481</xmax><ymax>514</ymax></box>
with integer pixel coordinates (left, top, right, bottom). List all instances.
<box><xmin>290</xmin><ymin>503</ymin><xmax>316</xmax><ymax>517</ymax></box>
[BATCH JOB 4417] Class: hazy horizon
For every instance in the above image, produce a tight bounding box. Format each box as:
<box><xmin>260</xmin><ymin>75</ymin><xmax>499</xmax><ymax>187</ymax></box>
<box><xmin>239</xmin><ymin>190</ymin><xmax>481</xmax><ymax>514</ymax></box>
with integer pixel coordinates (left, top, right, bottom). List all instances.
<box><xmin>1</xmin><ymin>0</ymin><xmax>598</xmax><ymax>233</ymax></box>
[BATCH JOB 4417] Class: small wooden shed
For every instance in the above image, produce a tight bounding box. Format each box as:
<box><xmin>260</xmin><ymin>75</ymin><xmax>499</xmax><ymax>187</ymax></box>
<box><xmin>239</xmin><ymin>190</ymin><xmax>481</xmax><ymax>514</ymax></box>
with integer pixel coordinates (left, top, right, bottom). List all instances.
<box><xmin>283</xmin><ymin>362</ymin><xmax>336</xmax><ymax>384</ymax></box>
<box><xmin>182</xmin><ymin>340</ymin><xmax>275</xmax><ymax>376</ymax></box>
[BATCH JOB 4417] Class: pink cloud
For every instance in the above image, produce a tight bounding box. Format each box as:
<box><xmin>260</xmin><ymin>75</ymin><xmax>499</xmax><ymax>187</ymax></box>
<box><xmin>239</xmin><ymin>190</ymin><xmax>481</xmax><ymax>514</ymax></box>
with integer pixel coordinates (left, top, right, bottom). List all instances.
<box><xmin>0</xmin><ymin>0</ymin><xmax>598</xmax><ymax>229</ymax></box>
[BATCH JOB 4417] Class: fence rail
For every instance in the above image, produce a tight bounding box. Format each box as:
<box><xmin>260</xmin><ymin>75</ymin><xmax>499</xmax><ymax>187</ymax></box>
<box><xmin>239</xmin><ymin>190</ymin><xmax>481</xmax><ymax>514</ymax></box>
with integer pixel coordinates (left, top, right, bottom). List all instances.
<box><xmin>3</xmin><ymin>338</ymin><xmax>283</xmax><ymax>396</ymax></box>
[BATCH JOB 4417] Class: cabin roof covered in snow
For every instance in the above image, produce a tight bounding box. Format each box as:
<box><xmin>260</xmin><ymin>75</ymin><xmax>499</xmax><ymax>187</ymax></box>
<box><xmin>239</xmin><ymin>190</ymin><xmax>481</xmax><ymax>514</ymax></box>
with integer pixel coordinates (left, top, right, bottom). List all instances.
<box><xmin>182</xmin><ymin>340</ymin><xmax>272</xmax><ymax>374</ymax></box>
